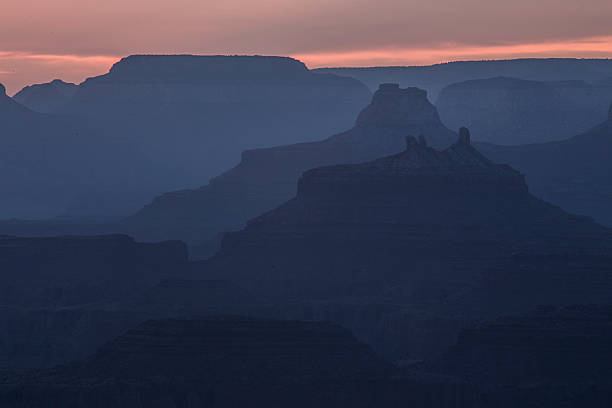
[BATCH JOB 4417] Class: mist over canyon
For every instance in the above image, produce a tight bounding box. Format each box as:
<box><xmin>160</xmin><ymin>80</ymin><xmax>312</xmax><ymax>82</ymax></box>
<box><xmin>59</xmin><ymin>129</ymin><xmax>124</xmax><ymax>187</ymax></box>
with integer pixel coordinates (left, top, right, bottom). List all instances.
<box><xmin>1</xmin><ymin>55</ymin><xmax>612</xmax><ymax>408</ymax></box>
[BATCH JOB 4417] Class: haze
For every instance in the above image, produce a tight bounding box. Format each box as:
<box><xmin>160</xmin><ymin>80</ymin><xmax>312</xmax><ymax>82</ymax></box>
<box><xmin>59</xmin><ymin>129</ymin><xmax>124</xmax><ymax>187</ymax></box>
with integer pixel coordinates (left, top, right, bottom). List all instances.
<box><xmin>1</xmin><ymin>0</ymin><xmax>612</xmax><ymax>94</ymax></box>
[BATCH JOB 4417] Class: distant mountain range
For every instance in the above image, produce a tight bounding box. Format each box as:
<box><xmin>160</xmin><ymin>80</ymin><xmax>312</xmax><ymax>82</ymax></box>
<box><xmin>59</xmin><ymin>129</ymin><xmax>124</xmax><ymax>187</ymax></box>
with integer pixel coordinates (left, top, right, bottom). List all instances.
<box><xmin>437</xmin><ymin>76</ymin><xmax>612</xmax><ymax>144</ymax></box>
<box><xmin>479</xmin><ymin>103</ymin><xmax>612</xmax><ymax>226</ymax></box>
<box><xmin>317</xmin><ymin>58</ymin><xmax>612</xmax><ymax>99</ymax></box>
<box><xmin>1</xmin><ymin>55</ymin><xmax>370</xmax><ymax>218</ymax></box>
<box><xmin>13</xmin><ymin>79</ymin><xmax>77</xmax><ymax>113</ymax></box>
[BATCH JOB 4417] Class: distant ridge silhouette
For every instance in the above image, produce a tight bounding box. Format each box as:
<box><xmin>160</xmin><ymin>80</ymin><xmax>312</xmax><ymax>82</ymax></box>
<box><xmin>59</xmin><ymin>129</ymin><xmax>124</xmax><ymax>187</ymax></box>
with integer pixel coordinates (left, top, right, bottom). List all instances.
<box><xmin>1</xmin><ymin>55</ymin><xmax>371</xmax><ymax>219</ymax></box>
<box><xmin>13</xmin><ymin>79</ymin><xmax>77</xmax><ymax>113</ymax></box>
<box><xmin>124</xmin><ymin>84</ymin><xmax>456</xmax><ymax>256</ymax></box>
<box><xmin>437</xmin><ymin>76</ymin><xmax>612</xmax><ymax>144</ymax></box>
<box><xmin>479</xmin><ymin>100</ymin><xmax>612</xmax><ymax>226</ymax></box>
<box><xmin>317</xmin><ymin>58</ymin><xmax>612</xmax><ymax>98</ymax></box>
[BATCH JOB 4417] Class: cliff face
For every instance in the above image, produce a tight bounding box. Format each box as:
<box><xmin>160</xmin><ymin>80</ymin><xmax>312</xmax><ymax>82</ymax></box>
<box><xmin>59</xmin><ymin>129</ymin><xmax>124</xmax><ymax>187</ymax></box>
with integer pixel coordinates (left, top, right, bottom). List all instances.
<box><xmin>479</xmin><ymin>104</ymin><xmax>612</xmax><ymax>226</ymax></box>
<box><xmin>437</xmin><ymin>77</ymin><xmax>612</xmax><ymax>144</ymax></box>
<box><xmin>124</xmin><ymin>84</ymin><xmax>456</xmax><ymax>256</ymax></box>
<box><xmin>13</xmin><ymin>79</ymin><xmax>77</xmax><ymax>113</ymax></box>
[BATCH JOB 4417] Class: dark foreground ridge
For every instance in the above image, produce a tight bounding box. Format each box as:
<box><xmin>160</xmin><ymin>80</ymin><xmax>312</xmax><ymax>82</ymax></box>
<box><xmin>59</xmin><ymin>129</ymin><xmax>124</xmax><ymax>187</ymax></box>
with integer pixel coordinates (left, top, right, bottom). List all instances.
<box><xmin>0</xmin><ymin>317</ymin><xmax>475</xmax><ymax>408</ymax></box>
<box><xmin>3</xmin><ymin>310</ymin><xmax>612</xmax><ymax>407</ymax></box>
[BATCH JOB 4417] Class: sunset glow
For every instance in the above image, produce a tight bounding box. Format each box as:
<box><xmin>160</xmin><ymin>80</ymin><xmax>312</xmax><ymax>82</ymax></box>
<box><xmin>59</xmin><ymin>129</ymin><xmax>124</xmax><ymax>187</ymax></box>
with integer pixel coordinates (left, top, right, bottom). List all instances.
<box><xmin>1</xmin><ymin>0</ymin><xmax>612</xmax><ymax>94</ymax></box>
<box><xmin>294</xmin><ymin>36</ymin><xmax>612</xmax><ymax>68</ymax></box>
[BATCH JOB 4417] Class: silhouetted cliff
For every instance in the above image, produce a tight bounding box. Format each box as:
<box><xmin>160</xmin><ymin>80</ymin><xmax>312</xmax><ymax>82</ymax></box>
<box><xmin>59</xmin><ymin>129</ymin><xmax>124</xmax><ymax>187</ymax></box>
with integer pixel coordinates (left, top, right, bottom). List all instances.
<box><xmin>124</xmin><ymin>84</ymin><xmax>456</xmax><ymax>256</ymax></box>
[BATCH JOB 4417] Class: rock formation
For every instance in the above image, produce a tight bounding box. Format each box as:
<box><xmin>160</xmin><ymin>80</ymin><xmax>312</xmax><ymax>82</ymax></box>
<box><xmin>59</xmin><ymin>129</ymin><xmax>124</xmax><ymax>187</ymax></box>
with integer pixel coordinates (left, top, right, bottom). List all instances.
<box><xmin>437</xmin><ymin>76</ymin><xmax>612</xmax><ymax>144</ymax></box>
<box><xmin>13</xmin><ymin>79</ymin><xmax>77</xmax><ymax>113</ymax></box>
<box><xmin>124</xmin><ymin>84</ymin><xmax>456</xmax><ymax>256</ymax></box>
<box><xmin>199</xmin><ymin>131</ymin><xmax>612</xmax><ymax>358</ymax></box>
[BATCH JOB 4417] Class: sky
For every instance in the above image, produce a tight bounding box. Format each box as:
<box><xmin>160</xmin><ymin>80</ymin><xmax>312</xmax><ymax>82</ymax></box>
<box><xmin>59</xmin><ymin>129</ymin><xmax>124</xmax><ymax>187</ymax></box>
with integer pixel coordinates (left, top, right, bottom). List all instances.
<box><xmin>1</xmin><ymin>0</ymin><xmax>612</xmax><ymax>95</ymax></box>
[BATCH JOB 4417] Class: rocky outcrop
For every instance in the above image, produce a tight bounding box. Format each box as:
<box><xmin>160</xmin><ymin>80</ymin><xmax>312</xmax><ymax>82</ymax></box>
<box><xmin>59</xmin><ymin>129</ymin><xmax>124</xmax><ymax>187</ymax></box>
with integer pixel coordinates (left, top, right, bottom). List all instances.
<box><xmin>124</xmin><ymin>84</ymin><xmax>456</xmax><ymax>256</ymax></box>
<box><xmin>0</xmin><ymin>317</ymin><xmax>477</xmax><ymax>408</ymax></box>
<box><xmin>0</xmin><ymin>235</ymin><xmax>188</xmax><ymax>308</ymax></box>
<box><xmin>355</xmin><ymin>84</ymin><xmax>444</xmax><ymax>130</ymax></box>
<box><xmin>13</xmin><ymin>79</ymin><xmax>77</xmax><ymax>113</ymax></box>
<box><xmin>479</xmin><ymin>104</ymin><xmax>612</xmax><ymax>226</ymax></box>
<box><xmin>437</xmin><ymin>77</ymin><xmax>612</xmax><ymax>144</ymax></box>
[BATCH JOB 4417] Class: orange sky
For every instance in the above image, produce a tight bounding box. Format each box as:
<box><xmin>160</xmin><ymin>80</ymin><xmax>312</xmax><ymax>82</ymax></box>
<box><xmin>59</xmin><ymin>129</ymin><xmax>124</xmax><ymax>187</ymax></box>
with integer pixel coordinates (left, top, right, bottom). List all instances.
<box><xmin>2</xmin><ymin>0</ymin><xmax>612</xmax><ymax>94</ymax></box>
